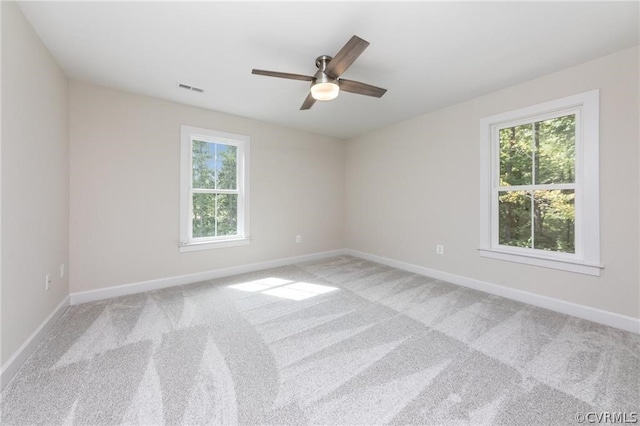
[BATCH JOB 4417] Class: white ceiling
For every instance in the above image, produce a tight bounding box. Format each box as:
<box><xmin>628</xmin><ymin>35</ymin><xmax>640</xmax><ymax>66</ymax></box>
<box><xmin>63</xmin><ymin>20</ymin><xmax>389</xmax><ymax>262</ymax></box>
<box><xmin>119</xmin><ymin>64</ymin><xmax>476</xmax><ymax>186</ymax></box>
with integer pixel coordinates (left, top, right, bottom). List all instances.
<box><xmin>18</xmin><ymin>1</ymin><xmax>639</xmax><ymax>139</ymax></box>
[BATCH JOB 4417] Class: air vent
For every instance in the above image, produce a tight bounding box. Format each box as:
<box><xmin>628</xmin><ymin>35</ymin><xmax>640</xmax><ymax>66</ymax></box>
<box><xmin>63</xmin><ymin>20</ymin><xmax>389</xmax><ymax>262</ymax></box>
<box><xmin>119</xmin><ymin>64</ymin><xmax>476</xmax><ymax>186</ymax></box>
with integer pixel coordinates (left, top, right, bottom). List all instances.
<box><xmin>177</xmin><ymin>83</ymin><xmax>204</xmax><ymax>93</ymax></box>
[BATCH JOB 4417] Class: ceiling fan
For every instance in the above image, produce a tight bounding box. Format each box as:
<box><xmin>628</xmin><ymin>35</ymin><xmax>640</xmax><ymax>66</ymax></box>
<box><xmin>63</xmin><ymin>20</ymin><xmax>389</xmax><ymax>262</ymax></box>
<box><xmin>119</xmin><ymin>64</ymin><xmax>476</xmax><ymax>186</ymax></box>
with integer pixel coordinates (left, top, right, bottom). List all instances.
<box><xmin>252</xmin><ymin>35</ymin><xmax>387</xmax><ymax>110</ymax></box>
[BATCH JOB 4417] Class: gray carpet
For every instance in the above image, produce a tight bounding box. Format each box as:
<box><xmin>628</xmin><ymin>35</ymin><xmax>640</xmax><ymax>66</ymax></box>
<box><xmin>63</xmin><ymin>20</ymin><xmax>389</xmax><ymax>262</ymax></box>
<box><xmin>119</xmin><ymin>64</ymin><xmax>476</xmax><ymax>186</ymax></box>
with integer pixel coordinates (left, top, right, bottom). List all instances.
<box><xmin>1</xmin><ymin>255</ymin><xmax>638</xmax><ymax>425</ymax></box>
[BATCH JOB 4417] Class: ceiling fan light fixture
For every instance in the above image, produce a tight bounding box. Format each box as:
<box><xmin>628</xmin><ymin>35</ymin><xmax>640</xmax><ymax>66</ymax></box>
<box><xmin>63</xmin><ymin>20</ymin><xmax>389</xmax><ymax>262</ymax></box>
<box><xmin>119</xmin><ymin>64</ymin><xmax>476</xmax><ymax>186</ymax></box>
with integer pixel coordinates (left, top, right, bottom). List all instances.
<box><xmin>311</xmin><ymin>81</ymin><xmax>340</xmax><ymax>101</ymax></box>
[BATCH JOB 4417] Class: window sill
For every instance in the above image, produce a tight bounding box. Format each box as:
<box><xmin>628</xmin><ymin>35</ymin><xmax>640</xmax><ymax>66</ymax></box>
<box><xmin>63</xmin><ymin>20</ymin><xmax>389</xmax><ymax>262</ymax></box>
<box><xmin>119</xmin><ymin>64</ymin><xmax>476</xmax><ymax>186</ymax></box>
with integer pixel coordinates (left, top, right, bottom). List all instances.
<box><xmin>478</xmin><ymin>247</ymin><xmax>602</xmax><ymax>276</ymax></box>
<box><xmin>179</xmin><ymin>237</ymin><xmax>251</xmax><ymax>252</ymax></box>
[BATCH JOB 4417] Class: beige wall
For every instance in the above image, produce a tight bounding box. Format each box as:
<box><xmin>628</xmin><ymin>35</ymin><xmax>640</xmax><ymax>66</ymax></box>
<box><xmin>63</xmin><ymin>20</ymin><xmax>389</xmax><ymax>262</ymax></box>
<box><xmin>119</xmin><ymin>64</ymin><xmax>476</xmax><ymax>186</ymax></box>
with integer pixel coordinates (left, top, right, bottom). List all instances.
<box><xmin>346</xmin><ymin>46</ymin><xmax>640</xmax><ymax>319</ymax></box>
<box><xmin>69</xmin><ymin>82</ymin><xmax>345</xmax><ymax>292</ymax></box>
<box><xmin>1</xmin><ymin>2</ymin><xmax>70</xmax><ymax>365</ymax></box>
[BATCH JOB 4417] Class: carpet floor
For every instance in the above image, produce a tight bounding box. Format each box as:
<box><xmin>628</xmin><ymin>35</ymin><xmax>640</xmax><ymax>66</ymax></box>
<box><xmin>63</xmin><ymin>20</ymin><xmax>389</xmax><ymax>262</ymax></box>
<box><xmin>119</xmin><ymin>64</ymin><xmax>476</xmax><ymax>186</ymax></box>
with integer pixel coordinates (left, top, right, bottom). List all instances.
<box><xmin>1</xmin><ymin>255</ymin><xmax>638</xmax><ymax>425</ymax></box>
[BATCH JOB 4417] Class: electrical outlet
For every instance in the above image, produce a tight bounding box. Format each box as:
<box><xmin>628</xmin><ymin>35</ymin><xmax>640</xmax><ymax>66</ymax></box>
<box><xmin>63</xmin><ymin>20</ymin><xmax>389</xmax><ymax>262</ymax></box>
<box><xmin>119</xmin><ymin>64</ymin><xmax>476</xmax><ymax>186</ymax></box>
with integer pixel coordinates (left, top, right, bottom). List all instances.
<box><xmin>60</xmin><ymin>263</ymin><xmax>65</xmax><ymax>278</ymax></box>
<box><xmin>436</xmin><ymin>244</ymin><xmax>444</xmax><ymax>255</ymax></box>
<box><xmin>45</xmin><ymin>274</ymin><xmax>51</xmax><ymax>290</ymax></box>
<box><xmin>296</xmin><ymin>235</ymin><xmax>302</xmax><ymax>243</ymax></box>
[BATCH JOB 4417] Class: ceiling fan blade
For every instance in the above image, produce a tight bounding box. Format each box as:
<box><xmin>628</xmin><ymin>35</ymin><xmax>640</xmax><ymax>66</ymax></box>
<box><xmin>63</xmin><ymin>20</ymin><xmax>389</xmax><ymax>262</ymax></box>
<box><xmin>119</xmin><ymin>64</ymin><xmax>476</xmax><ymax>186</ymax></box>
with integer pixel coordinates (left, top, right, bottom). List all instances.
<box><xmin>324</xmin><ymin>35</ymin><xmax>370</xmax><ymax>79</ymax></box>
<box><xmin>252</xmin><ymin>69</ymin><xmax>314</xmax><ymax>82</ymax></box>
<box><xmin>300</xmin><ymin>92</ymin><xmax>316</xmax><ymax>110</ymax></box>
<box><xmin>339</xmin><ymin>79</ymin><xmax>387</xmax><ymax>98</ymax></box>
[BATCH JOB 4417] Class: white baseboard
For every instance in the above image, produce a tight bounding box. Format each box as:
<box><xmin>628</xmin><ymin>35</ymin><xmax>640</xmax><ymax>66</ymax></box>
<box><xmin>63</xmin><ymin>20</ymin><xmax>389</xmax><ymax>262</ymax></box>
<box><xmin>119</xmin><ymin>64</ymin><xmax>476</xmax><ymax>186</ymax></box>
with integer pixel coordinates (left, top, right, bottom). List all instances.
<box><xmin>0</xmin><ymin>295</ymin><xmax>70</xmax><ymax>391</ymax></box>
<box><xmin>345</xmin><ymin>249</ymin><xmax>640</xmax><ymax>334</ymax></box>
<box><xmin>70</xmin><ymin>249</ymin><xmax>347</xmax><ymax>305</ymax></box>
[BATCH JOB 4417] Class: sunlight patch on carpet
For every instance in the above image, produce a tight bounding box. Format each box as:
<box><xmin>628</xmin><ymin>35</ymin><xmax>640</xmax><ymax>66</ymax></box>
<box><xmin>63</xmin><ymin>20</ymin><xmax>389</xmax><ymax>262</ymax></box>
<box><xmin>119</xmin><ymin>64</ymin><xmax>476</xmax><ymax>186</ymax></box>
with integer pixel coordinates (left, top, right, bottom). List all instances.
<box><xmin>229</xmin><ymin>278</ymin><xmax>338</xmax><ymax>301</ymax></box>
<box><xmin>229</xmin><ymin>277</ymin><xmax>293</xmax><ymax>292</ymax></box>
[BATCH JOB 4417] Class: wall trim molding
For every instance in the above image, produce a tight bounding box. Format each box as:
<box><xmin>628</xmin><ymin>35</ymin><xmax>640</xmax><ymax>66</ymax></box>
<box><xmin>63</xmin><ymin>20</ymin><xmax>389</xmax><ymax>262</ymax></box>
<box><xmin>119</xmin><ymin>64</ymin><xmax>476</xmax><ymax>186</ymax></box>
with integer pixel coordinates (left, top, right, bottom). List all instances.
<box><xmin>345</xmin><ymin>249</ymin><xmax>639</xmax><ymax>334</ymax></box>
<box><xmin>0</xmin><ymin>295</ymin><xmax>70</xmax><ymax>391</ymax></box>
<box><xmin>70</xmin><ymin>247</ymin><xmax>640</xmax><ymax>333</ymax></box>
<box><xmin>70</xmin><ymin>249</ymin><xmax>348</xmax><ymax>305</ymax></box>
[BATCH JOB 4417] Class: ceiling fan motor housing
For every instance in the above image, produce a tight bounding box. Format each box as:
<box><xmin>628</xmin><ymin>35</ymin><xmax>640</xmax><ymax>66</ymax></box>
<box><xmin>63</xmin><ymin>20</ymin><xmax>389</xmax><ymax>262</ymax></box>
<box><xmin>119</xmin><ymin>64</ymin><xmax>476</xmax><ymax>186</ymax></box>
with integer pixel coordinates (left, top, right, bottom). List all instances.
<box><xmin>313</xmin><ymin>56</ymin><xmax>338</xmax><ymax>83</ymax></box>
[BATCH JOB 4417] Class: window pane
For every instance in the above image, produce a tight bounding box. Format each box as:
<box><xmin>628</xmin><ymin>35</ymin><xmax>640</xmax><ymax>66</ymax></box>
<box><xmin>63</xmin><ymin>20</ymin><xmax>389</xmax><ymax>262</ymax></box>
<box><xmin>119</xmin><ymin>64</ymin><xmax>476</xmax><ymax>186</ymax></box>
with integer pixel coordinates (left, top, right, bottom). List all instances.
<box><xmin>216</xmin><ymin>144</ymin><xmax>237</xmax><ymax>190</ymax></box>
<box><xmin>216</xmin><ymin>194</ymin><xmax>238</xmax><ymax>236</ymax></box>
<box><xmin>192</xmin><ymin>193</ymin><xmax>238</xmax><ymax>238</ymax></box>
<box><xmin>192</xmin><ymin>141</ymin><xmax>237</xmax><ymax>190</ymax></box>
<box><xmin>535</xmin><ymin>115</ymin><xmax>575</xmax><ymax>184</ymax></box>
<box><xmin>533</xmin><ymin>190</ymin><xmax>575</xmax><ymax>253</ymax></box>
<box><xmin>499</xmin><ymin>191</ymin><xmax>532</xmax><ymax>248</ymax></box>
<box><xmin>192</xmin><ymin>140</ymin><xmax>216</xmax><ymax>189</ymax></box>
<box><xmin>192</xmin><ymin>193</ymin><xmax>216</xmax><ymax>238</ymax></box>
<box><xmin>499</xmin><ymin>125</ymin><xmax>532</xmax><ymax>186</ymax></box>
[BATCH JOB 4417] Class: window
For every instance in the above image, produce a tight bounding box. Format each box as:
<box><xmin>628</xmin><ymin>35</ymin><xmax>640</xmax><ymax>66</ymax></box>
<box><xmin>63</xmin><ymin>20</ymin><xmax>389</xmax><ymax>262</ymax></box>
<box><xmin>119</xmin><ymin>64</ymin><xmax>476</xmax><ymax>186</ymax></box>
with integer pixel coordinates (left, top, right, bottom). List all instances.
<box><xmin>479</xmin><ymin>90</ymin><xmax>601</xmax><ymax>275</ymax></box>
<box><xmin>180</xmin><ymin>126</ymin><xmax>250</xmax><ymax>252</ymax></box>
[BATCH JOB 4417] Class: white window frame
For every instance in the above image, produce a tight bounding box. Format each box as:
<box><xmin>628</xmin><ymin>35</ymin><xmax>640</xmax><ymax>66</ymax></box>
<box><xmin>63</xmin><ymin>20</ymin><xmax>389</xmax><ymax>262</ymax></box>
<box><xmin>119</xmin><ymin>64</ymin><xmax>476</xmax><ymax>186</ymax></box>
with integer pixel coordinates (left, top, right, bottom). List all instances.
<box><xmin>179</xmin><ymin>125</ymin><xmax>250</xmax><ymax>252</ymax></box>
<box><xmin>479</xmin><ymin>90</ymin><xmax>601</xmax><ymax>276</ymax></box>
